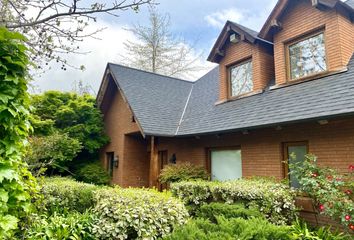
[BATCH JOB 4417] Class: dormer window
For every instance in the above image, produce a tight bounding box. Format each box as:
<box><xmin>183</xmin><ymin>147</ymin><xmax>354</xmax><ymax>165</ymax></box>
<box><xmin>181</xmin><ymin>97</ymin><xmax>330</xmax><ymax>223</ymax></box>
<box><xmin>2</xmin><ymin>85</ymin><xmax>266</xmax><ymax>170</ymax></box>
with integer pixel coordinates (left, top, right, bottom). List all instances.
<box><xmin>229</xmin><ymin>60</ymin><xmax>253</xmax><ymax>97</ymax></box>
<box><xmin>288</xmin><ymin>31</ymin><xmax>327</xmax><ymax>80</ymax></box>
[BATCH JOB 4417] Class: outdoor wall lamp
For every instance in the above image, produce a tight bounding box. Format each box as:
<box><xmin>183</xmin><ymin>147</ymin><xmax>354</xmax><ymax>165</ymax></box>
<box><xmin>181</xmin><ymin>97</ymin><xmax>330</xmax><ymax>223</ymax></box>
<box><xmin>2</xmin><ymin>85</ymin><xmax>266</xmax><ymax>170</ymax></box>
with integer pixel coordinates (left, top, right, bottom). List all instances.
<box><xmin>169</xmin><ymin>154</ymin><xmax>177</xmax><ymax>164</ymax></box>
<box><xmin>113</xmin><ymin>155</ymin><xmax>119</xmax><ymax>168</ymax></box>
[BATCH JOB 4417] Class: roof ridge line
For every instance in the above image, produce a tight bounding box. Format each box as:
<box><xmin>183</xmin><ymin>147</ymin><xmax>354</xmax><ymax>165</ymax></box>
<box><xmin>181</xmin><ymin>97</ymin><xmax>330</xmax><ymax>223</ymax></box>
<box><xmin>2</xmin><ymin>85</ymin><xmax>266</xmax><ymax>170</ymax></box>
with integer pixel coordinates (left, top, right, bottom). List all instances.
<box><xmin>175</xmin><ymin>84</ymin><xmax>194</xmax><ymax>135</ymax></box>
<box><xmin>107</xmin><ymin>62</ymin><xmax>194</xmax><ymax>83</ymax></box>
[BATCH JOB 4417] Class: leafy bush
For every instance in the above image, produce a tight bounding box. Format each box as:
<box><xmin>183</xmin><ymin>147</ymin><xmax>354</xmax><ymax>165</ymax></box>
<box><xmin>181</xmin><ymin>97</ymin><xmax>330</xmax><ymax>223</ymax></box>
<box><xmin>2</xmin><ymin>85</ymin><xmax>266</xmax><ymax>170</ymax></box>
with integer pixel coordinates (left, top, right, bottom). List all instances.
<box><xmin>290</xmin><ymin>154</ymin><xmax>354</xmax><ymax>231</ymax></box>
<box><xmin>25</xmin><ymin>132</ymin><xmax>82</xmax><ymax>176</ymax></box>
<box><xmin>92</xmin><ymin>187</ymin><xmax>189</xmax><ymax>239</ymax></box>
<box><xmin>171</xmin><ymin>178</ymin><xmax>297</xmax><ymax>224</ymax></box>
<box><xmin>196</xmin><ymin>202</ymin><xmax>264</xmax><ymax>223</ymax></box>
<box><xmin>20</xmin><ymin>211</ymin><xmax>96</xmax><ymax>240</ymax></box>
<box><xmin>164</xmin><ymin>216</ymin><xmax>291</xmax><ymax>240</ymax></box>
<box><xmin>290</xmin><ymin>219</ymin><xmax>352</xmax><ymax>240</ymax></box>
<box><xmin>41</xmin><ymin>177</ymin><xmax>100</xmax><ymax>214</ymax></box>
<box><xmin>75</xmin><ymin>161</ymin><xmax>110</xmax><ymax>185</ymax></box>
<box><xmin>159</xmin><ymin>163</ymin><xmax>209</xmax><ymax>184</ymax></box>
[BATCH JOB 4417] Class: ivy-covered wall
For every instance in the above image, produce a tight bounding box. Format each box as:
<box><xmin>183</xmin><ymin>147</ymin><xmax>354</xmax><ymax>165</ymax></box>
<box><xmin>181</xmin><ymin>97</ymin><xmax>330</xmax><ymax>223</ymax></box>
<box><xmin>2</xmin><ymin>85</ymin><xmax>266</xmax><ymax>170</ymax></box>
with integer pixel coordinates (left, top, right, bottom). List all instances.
<box><xmin>0</xmin><ymin>28</ymin><xmax>35</xmax><ymax>237</ymax></box>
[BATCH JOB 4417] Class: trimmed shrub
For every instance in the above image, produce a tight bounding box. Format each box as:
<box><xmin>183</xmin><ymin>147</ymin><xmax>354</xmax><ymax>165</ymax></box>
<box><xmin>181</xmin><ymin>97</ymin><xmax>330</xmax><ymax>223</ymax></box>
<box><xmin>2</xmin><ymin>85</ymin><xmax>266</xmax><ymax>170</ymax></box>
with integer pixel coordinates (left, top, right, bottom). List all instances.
<box><xmin>75</xmin><ymin>161</ymin><xmax>110</xmax><ymax>185</ymax></box>
<box><xmin>41</xmin><ymin>177</ymin><xmax>101</xmax><ymax>214</ymax></box>
<box><xmin>163</xmin><ymin>217</ymin><xmax>291</xmax><ymax>240</ymax></box>
<box><xmin>171</xmin><ymin>178</ymin><xmax>297</xmax><ymax>224</ymax></box>
<box><xmin>92</xmin><ymin>187</ymin><xmax>189</xmax><ymax>239</ymax></box>
<box><xmin>159</xmin><ymin>163</ymin><xmax>209</xmax><ymax>184</ymax></box>
<box><xmin>196</xmin><ymin>202</ymin><xmax>264</xmax><ymax>223</ymax></box>
<box><xmin>21</xmin><ymin>211</ymin><xmax>96</xmax><ymax>240</ymax></box>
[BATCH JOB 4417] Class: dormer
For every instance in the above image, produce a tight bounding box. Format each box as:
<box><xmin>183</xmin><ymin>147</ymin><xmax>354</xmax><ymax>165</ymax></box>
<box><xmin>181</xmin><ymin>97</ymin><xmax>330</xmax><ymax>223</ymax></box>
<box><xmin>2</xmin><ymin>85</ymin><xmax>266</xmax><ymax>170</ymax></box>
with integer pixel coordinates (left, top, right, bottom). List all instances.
<box><xmin>259</xmin><ymin>0</ymin><xmax>354</xmax><ymax>86</ymax></box>
<box><xmin>208</xmin><ymin>21</ymin><xmax>274</xmax><ymax>103</ymax></box>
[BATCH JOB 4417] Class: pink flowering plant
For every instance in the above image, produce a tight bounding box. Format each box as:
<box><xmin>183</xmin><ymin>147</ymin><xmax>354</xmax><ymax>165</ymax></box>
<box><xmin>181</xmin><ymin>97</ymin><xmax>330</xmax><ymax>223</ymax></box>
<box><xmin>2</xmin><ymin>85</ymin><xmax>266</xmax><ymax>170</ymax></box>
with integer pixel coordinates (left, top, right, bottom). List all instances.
<box><xmin>290</xmin><ymin>154</ymin><xmax>354</xmax><ymax>232</ymax></box>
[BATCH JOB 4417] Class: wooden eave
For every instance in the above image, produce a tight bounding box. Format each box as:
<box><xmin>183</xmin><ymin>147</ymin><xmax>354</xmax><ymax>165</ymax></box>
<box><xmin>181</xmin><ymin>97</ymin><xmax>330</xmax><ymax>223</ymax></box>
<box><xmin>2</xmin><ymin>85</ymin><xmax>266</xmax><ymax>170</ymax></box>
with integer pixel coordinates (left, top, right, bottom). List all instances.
<box><xmin>207</xmin><ymin>21</ymin><xmax>260</xmax><ymax>63</ymax></box>
<box><xmin>259</xmin><ymin>0</ymin><xmax>354</xmax><ymax>41</ymax></box>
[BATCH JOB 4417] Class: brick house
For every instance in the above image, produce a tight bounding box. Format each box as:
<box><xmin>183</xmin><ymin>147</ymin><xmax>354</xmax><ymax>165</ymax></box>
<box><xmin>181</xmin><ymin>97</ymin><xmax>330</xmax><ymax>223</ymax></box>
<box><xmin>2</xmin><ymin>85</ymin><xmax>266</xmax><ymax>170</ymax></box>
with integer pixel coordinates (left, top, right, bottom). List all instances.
<box><xmin>97</xmin><ymin>0</ymin><xmax>354</xmax><ymax>195</ymax></box>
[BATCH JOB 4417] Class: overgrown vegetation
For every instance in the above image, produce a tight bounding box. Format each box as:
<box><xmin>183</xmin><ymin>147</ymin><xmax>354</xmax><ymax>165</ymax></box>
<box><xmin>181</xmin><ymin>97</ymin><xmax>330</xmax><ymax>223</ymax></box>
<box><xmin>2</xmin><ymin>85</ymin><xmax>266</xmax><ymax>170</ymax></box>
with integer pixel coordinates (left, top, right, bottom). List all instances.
<box><xmin>290</xmin><ymin>154</ymin><xmax>354</xmax><ymax>231</ymax></box>
<box><xmin>75</xmin><ymin>161</ymin><xmax>111</xmax><ymax>185</ymax></box>
<box><xmin>27</xmin><ymin>91</ymin><xmax>109</xmax><ymax>179</ymax></box>
<box><xmin>171</xmin><ymin>178</ymin><xmax>297</xmax><ymax>224</ymax></box>
<box><xmin>159</xmin><ymin>162</ymin><xmax>210</xmax><ymax>184</ymax></box>
<box><xmin>0</xmin><ymin>27</ymin><xmax>37</xmax><ymax>238</ymax></box>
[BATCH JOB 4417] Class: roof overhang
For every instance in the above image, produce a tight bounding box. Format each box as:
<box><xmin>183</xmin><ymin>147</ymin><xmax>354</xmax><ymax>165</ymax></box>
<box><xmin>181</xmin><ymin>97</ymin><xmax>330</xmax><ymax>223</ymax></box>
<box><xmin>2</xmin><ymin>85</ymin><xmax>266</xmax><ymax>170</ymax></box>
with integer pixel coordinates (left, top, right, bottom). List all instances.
<box><xmin>96</xmin><ymin>64</ymin><xmax>146</xmax><ymax>138</ymax></box>
<box><xmin>207</xmin><ymin>21</ymin><xmax>272</xmax><ymax>63</ymax></box>
<box><xmin>259</xmin><ymin>0</ymin><xmax>354</xmax><ymax>41</ymax></box>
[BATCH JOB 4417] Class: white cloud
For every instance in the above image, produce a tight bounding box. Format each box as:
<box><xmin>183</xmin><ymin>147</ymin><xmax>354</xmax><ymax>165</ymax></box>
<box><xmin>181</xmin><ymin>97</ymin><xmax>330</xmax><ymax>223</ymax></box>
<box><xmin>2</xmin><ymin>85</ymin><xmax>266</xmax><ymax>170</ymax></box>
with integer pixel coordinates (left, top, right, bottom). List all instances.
<box><xmin>204</xmin><ymin>8</ymin><xmax>247</xmax><ymax>29</ymax></box>
<box><xmin>30</xmin><ymin>20</ymin><xmax>137</xmax><ymax>94</ymax></box>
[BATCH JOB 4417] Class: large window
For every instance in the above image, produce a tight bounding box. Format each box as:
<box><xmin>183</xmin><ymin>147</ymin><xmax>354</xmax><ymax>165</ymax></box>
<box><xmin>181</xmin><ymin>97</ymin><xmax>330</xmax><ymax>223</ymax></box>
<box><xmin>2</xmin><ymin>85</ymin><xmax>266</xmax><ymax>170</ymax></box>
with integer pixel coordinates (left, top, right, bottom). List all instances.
<box><xmin>229</xmin><ymin>60</ymin><xmax>253</xmax><ymax>97</ymax></box>
<box><xmin>209</xmin><ymin>148</ymin><xmax>242</xmax><ymax>181</ymax></box>
<box><xmin>288</xmin><ymin>32</ymin><xmax>327</xmax><ymax>80</ymax></box>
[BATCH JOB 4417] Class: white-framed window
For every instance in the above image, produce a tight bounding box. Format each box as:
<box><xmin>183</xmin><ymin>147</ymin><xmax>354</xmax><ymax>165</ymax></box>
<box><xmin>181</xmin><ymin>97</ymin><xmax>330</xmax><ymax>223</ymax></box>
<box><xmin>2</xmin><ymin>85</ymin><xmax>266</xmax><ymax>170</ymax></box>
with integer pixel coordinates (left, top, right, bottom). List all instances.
<box><xmin>229</xmin><ymin>60</ymin><xmax>253</xmax><ymax>97</ymax></box>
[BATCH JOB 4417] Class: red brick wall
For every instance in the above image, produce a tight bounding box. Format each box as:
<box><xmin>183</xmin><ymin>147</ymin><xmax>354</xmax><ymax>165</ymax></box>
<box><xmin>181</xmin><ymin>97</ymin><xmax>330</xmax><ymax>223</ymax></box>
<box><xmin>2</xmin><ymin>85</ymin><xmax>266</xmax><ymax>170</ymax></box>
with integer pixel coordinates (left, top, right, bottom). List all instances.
<box><xmin>273</xmin><ymin>0</ymin><xmax>353</xmax><ymax>85</ymax></box>
<box><xmin>218</xmin><ymin>41</ymin><xmax>274</xmax><ymax>102</ymax></box>
<box><xmin>99</xmin><ymin>81</ymin><xmax>149</xmax><ymax>187</ymax></box>
<box><xmin>156</xmin><ymin>116</ymin><xmax>354</xmax><ymax>177</ymax></box>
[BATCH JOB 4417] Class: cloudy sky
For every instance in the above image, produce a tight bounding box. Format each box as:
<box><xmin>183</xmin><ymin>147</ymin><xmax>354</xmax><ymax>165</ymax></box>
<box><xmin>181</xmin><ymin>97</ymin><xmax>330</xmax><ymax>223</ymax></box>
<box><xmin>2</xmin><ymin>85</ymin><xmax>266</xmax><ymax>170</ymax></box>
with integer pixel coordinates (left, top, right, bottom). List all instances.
<box><xmin>31</xmin><ymin>0</ymin><xmax>278</xmax><ymax>94</ymax></box>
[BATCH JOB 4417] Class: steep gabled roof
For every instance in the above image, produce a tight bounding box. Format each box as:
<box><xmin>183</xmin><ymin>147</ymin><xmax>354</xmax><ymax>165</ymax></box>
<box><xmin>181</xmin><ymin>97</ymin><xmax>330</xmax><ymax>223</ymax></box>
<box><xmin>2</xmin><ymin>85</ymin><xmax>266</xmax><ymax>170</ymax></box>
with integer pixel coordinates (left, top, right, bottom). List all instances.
<box><xmin>259</xmin><ymin>0</ymin><xmax>354</xmax><ymax>40</ymax></box>
<box><xmin>100</xmin><ymin>64</ymin><xmax>193</xmax><ymax>136</ymax></box>
<box><xmin>98</xmin><ymin>54</ymin><xmax>354</xmax><ymax>137</ymax></box>
<box><xmin>207</xmin><ymin>21</ymin><xmax>272</xmax><ymax>63</ymax></box>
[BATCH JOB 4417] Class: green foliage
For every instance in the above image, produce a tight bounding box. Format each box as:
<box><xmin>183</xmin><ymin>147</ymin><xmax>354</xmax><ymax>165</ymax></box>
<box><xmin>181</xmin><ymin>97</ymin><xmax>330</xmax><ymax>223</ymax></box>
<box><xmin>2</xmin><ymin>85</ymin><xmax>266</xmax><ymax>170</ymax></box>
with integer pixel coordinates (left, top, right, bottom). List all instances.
<box><xmin>75</xmin><ymin>161</ymin><xmax>110</xmax><ymax>185</ymax></box>
<box><xmin>171</xmin><ymin>178</ymin><xmax>297</xmax><ymax>224</ymax></box>
<box><xmin>0</xmin><ymin>28</ymin><xmax>37</xmax><ymax>238</ymax></box>
<box><xmin>25</xmin><ymin>132</ymin><xmax>82</xmax><ymax>175</ymax></box>
<box><xmin>20</xmin><ymin>211</ymin><xmax>96</xmax><ymax>240</ymax></box>
<box><xmin>159</xmin><ymin>163</ymin><xmax>210</xmax><ymax>184</ymax></box>
<box><xmin>196</xmin><ymin>202</ymin><xmax>264</xmax><ymax>223</ymax></box>
<box><xmin>30</xmin><ymin>91</ymin><xmax>109</xmax><ymax>153</ymax></box>
<box><xmin>290</xmin><ymin>154</ymin><xmax>354</xmax><ymax>231</ymax></box>
<box><xmin>40</xmin><ymin>177</ymin><xmax>100</xmax><ymax>215</ymax></box>
<box><xmin>92</xmin><ymin>187</ymin><xmax>189</xmax><ymax>239</ymax></box>
<box><xmin>289</xmin><ymin>219</ymin><xmax>352</xmax><ymax>240</ymax></box>
<box><xmin>164</xmin><ymin>216</ymin><xmax>291</xmax><ymax>240</ymax></box>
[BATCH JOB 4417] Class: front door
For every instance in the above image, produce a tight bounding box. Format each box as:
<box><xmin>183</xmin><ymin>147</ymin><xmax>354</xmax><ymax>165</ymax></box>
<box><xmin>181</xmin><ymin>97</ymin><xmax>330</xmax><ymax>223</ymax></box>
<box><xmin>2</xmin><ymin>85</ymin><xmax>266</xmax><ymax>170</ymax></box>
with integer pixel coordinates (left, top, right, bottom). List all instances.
<box><xmin>210</xmin><ymin>149</ymin><xmax>242</xmax><ymax>181</ymax></box>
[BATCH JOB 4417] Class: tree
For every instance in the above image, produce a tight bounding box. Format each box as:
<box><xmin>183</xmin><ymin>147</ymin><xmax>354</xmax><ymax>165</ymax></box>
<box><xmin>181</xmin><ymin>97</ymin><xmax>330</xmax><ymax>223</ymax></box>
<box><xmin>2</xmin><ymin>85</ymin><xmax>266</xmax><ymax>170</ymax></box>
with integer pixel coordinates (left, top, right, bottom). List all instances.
<box><xmin>0</xmin><ymin>0</ymin><xmax>152</xmax><ymax>68</ymax></box>
<box><xmin>120</xmin><ymin>6</ymin><xmax>205</xmax><ymax>79</ymax></box>
<box><xmin>30</xmin><ymin>91</ymin><xmax>109</xmax><ymax>154</ymax></box>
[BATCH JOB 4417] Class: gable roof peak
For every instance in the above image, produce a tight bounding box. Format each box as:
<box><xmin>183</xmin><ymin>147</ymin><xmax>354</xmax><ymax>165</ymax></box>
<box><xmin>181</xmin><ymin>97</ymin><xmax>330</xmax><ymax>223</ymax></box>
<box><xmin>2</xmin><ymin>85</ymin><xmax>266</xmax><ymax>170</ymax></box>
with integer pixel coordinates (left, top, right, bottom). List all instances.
<box><xmin>207</xmin><ymin>21</ymin><xmax>272</xmax><ymax>63</ymax></box>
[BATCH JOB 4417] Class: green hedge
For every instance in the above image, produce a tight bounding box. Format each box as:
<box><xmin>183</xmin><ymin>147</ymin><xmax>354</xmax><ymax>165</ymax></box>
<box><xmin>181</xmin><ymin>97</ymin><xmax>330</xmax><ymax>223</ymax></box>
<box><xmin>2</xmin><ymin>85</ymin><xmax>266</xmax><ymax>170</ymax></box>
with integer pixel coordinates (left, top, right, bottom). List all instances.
<box><xmin>75</xmin><ymin>161</ymin><xmax>110</xmax><ymax>185</ymax></box>
<box><xmin>159</xmin><ymin>163</ymin><xmax>209</xmax><ymax>183</ymax></box>
<box><xmin>171</xmin><ymin>178</ymin><xmax>297</xmax><ymax>224</ymax></box>
<box><xmin>196</xmin><ymin>202</ymin><xmax>264</xmax><ymax>223</ymax></box>
<box><xmin>92</xmin><ymin>187</ymin><xmax>189</xmax><ymax>239</ymax></box>
<box><xmin>163</xmin><ymin>217</ymin><xmax>291</xmax><ymax>240</ymax></box>
<box><xmin>21</xmin><ymin>211</ymin><xmax>96</xmax><ymax>240</ymax></box>
<box><xmin>41</xmin><ymin>177</ymin><xmax>101</xmax><ymax>214</ymax></box>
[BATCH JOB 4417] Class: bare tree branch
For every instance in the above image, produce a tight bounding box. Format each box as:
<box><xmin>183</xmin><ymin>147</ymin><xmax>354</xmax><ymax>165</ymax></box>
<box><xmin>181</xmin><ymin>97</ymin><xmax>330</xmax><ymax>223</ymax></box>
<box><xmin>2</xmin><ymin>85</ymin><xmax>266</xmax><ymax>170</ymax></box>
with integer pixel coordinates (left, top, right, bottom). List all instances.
<box><xmin>118</xmin><ymin>6</ymin><xmax>207</xmax><ymax>80</ymax></box>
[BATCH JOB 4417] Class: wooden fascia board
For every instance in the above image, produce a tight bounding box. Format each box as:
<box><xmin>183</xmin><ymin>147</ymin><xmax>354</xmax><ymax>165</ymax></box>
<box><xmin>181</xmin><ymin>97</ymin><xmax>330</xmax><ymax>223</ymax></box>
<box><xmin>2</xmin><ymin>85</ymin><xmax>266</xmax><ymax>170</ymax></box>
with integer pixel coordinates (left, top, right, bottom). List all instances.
<box><xmin>96</xmin><ymin>66</ymin><xmax>111</xmax><ymax>108</ymax></box>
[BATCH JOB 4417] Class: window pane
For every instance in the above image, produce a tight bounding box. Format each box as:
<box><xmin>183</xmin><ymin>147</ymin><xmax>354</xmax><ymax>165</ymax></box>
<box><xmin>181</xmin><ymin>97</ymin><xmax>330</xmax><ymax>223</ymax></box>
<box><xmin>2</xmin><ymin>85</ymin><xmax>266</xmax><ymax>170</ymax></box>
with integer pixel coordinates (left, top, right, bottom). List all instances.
<box><xmin>230</xmin><ymin>61</ymin><xmax>253</xmax><ymax>96</ymax></box>
<box><xmin>289</xmin><ymin>33</ymin><xmax>326</xmax><ymax>80</ymax></box>
<box><xmin>288</xmin><ymin>145</ymin><xmax>307</xmax><ymax>188</ymax></box>
<box><xmin>211</xmin><ymin>150</ymin><xmax>242</xmax><ymax>181</ymax></box>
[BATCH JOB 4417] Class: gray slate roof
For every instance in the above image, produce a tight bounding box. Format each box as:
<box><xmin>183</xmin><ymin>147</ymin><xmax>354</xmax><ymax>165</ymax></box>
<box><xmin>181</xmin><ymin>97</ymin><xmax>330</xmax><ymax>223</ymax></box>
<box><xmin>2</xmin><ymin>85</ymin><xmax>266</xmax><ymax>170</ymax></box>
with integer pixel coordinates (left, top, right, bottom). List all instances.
<box><xmin>108</xmin><ymin>64</ymin><xmax>193</xmax><ymax>136</ymax></box>
<box><xmin>106</xmin><ymin>54</ymin><xmax>354</xmax><ymax>137</ymax></box>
